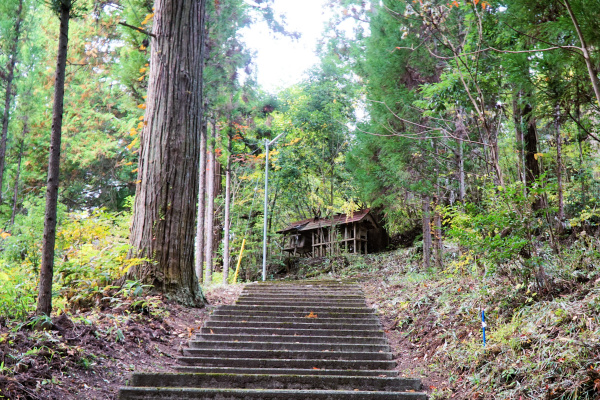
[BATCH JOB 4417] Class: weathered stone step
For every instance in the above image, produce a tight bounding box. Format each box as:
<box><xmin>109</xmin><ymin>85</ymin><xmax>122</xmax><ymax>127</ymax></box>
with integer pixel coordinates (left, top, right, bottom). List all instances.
<box><xmin>194</xmin><ymin>333</ymin><xmax>388</xmax><ymax>345</ymax></box>
<box><xmin>211</xmin><ymin>309</ymin><xmax>376</xmax><ymax>319</ymax></box>
<box><xmin>187</xmin><ymin>340</ymin><xmax>391</xmax><ymax>353</ymax></box>
<box><xmin>218</xmin><ymin>304</ymin><xmax>374</xmax><ymax>313</ymax></box>
<box><xmin>238</xmin><ymin>294</ymin><xmax>364</xmax><ymax>300</ymax></box>
<box><xmin>199</xmin><ymin>326</ymin><xmax>385</xmax><ymax>337</ymax></box>
<box><xmin>245</xmin><ymin>279</ymin><xmax>358</xmax><ymax>288</ymax></box>
<box><xmin>241</xmin><ymin>289</ymin><xmax>364</xmax><ymax>295</ymax></box>
<box><xmin>235</xmin><ymin>299</ymin><xmax>367</xmax><ymax>306</ymax></box>
<box><xmin>207</xmin><ymin>314</ymin><xmax>379</xmax><ymax>324</ymax></box>
<box><xmin>129</xmin><ymin>372</ymin><xmax>421</xmax><ymax>391</ymax></box>
<box><xmin>182</xmin><ymin>348</ymin><xmax>393</xmax><ymax>361</ymax></box>
<box><xmin>174</xmin><ymin>366</ymin><xmax>399</xmax><ymax>377</ymax></box>
<box><xmin>119</xmin><ymin>387</ymin><xmax>427</xmax><ymax>400</ymax></box>
<box><xmin>239</xmin><ymin>292</ymin><xmax>365</xmax><ymax>298</ymax></box>
<box><xmin>242</xmin><ymin>286</ymin><xmax>362</xmax><ymax>292</ymax></box>
<box><xmin>177</xmin><ymin>356</ymin><xmax>396</xmax><ymax>370</ymax></box>
<box><xmin>119</xmin><ymin>280</ymin><xmax>427</xmax><ymax>400</ymax></box>
<box><xmin>203</xmin><ymin>320</ymin><xmax>379</xmax><ymax>330</ymax></box>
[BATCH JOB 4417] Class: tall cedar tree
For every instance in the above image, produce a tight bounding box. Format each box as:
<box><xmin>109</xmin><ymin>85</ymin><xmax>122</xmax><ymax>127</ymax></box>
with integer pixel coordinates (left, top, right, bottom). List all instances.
<box><xmin>127</xmin><ymin>0</ymin><xmax>206</xmax><ymax>306</ymax></box>
<box><xmin>37</xmin><ymin>0</ymin><xmax>71</xmax><ymax>316</ymax></box>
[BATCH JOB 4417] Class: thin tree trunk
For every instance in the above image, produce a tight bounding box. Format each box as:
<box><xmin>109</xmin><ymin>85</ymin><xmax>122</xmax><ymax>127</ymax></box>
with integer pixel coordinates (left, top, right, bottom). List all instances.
<box><xmin>126</xmin><ymin>0</ymin><xmax>206</xmax><ymax>306</ymax></box>
<box><xmin>213</xmin><ymin>155</ymin><xmax>223</xmax><ymax>268</ymax></box>
<box><xmin>204</xmin><ymin>120</ymin><xmax>216</xmax><ymax>284</ymax></box>
<box><xmin>576</xmin><ymin>100</ymin><xmax>587</xmax><ymax>207</ymax></box>
<box><xmin>0</xmin><ymin>0</ymin><xmax>24</xmax><ymax>205</ymax></box>
<box><xmin>433</xmin><ymin>198</ymin><xmax>443</xmax><ymax>269</ymax></box>
<box><xmin>458</xmin><ymin>140</ymin><xmax>465</xmax><ymax>203</ymax></box>
<box><xmin>555</xmin><ymin>106</ymin><xmax>564</xmax><ymax>227</ymax></box>
<box><xmin>422</xmin><ymin>196</ymin><xmax>432</xmax><ymax>269</ymax></box>
<box><xmin>455</xmin><ymin>112</ymin><xmax>466</xmax><ymax>203</ymax></box>
<box><xmin>194</xmin><ymin>0</ymin><xmax>208</xmax><ymax>283</ymax></box>
<box><xmin>520</xmin><ymin>102</ymin><xmax>543</xmax><ymax>210</ymax></box>
<box><xmin>222</xmin><ymin>134</ymin><xmax>231</xmax><ymax>284</ymax></box>
<box><xmin>195</xmin><ymin>118</ymin><xmax>207</xmax><ymax>283</ymax></box>
<box><xmin>37</xmin><ymin>1</ymin><xmax>70</xmax><ymax>316</ymax></box>
<box><xmin>564</xmin><ymin>0</ymin><xmax>600</xmax><ymax>107</ymax></box>
<box><xmin>512</xmin><ymin>93</ymin><xmax>526</xmax><ymax>185</ymax></box>
<box><xmin>10</xmin><ymin>121</ymin><xmax>26</xmax><ymax>226</ymax></box>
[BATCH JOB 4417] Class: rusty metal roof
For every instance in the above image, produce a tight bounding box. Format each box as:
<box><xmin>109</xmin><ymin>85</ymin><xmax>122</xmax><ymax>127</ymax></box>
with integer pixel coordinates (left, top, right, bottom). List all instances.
<box><xmin>277</xmin><ymin>209</ymin><xmax>372</xmax><ymax>233</ymax></box>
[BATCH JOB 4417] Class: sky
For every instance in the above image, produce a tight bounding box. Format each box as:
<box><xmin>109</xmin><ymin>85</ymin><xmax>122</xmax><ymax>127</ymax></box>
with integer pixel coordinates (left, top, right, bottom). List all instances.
<box><xmin>240</xmin><ymin>0</ymin><xmax>332</xmax><ymax>93</ymax></box>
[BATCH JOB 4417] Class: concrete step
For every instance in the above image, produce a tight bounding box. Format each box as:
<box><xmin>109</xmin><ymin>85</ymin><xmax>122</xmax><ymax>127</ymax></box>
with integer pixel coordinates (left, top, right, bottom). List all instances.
<box><xmin>211</xmin><ymin>309</ymin><xmax>377</xmax><ymax>319</ymax></box>
<box><xmin>239</xmin><ymin>292</ymin><xmax>365</xmax><ymax>300</ymax></box>
<box><xmin>241</xmin><ymin>289</ymin><xmax>364</xmax><ymax>294</ymax></box>
<box><xmin>203</xmin><ymin>320</ymin><xmax>379</xmax><ymax>330</ymax></box>
<box><xmin>217</xmin><ymin>304</ymin><xmax>374</xmax><ymax>314</ymax></box>
<box><xmin>129</xmin><ymin>372</ymin><xmax>422</xmax><ymax>391</ymax></box>
<box><xmin>199</xmin><ymin>326</ymin><xmax>385</xmax><ymax>337</ymax></box>
<box><xmin>187</xmin><ymin>340</ymin><xmax>391</xmax><ymax>353</ymax></box>
<box><xmin>235</xmin><ymin>299</ymin><xmax>367</xmax><ymax>306</ymax></box>
<box><xmin>194</xmin><ymin>333</ymin><xmax>389</xmax><ymax>345</ymax></box>
<box><xmin>119</xmin><ymin>387</ymin><xmax>427</xmax><ymax>399</ymax></box>
<box><xmin>207</xmin><ymin>314</ymin><xmax>379</xmax><ymax>324</ymax></box>
<box><xmin>177</xmin><ymin>356</ymin><xmax>396</xmax><ymax>370</ymax></box>
<box><xmin>174</xmin><ymin>366</ymin><xmax>399</xmax><ymax>377</ymax></box>
<box><xmin>242</xmin><ymin>286</ymin><xmax>363</xmax><ymax>292</ymax></box>
<box><xmin>119</xmin><ymin>280</ymin><xmax>427</xmax><ymax>400</ymax></box>
<box><xmin>182</xmin><ymin>348</ymin><xmax>393</xmax><ymax>361</ymax></box>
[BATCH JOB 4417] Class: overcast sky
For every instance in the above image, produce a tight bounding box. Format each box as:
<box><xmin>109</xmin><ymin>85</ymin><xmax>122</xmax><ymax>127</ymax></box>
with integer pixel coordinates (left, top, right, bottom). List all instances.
<box><xmin>240</xmin><ymin>0</ymin><xmax>331</xmax><ymax>93</ymax></box>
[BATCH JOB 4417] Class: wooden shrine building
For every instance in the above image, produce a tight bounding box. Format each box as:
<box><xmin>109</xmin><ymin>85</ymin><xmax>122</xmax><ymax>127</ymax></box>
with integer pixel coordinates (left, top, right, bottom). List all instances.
<box><xmin>277</xmin><ymin>209</ymin><xmax>388</xmax><ymax>257</ymax></box>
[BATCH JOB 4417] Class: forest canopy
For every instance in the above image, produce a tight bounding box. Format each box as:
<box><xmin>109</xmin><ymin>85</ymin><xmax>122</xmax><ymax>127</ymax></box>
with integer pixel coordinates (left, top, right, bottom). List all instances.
<box><xmin>0</xmin><ymin>0</ymin><xmax>599</xmax><ymax>317</ymax></box>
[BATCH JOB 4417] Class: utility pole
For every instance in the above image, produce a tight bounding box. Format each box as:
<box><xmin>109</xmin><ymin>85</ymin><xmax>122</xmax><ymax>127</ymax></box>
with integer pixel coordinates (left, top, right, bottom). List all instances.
<box><xmin>262</xmin><ymin>132</ymin><xmax>286</xmax><ymax>281</ymax></box>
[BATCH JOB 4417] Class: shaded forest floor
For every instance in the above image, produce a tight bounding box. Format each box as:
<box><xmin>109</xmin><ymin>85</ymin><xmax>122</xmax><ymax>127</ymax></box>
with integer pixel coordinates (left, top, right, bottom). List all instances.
<box><xmin>0</xmin><ymin>284</ymin><xmax>244</xmax><ymax>399</ymax></box>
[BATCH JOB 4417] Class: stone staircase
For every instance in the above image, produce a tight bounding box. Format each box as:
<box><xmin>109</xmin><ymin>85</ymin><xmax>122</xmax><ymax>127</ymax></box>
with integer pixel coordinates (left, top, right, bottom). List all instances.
<box><xmin>119</xmin><ymin>280</ymin><xmax>427</xmax><ymax>399</ymax></box>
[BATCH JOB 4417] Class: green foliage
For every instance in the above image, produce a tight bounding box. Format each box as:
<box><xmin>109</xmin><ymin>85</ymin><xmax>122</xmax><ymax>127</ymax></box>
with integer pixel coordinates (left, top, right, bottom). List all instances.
<box><xmin>0</xmin><ymin>199</ymin><xmax>143</xmax><ymax>320</ymax></box>
<box><xmin>443</xmin><ymin>181</ymin><xmax>538</xmax><ymax>275</ymax></box>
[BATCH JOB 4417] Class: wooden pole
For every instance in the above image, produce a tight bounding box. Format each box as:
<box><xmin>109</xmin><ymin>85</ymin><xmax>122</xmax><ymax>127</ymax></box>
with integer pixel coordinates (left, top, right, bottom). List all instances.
<box><xmin>232</xmin><ymin>238</ymin><xmax>246</xmax><ymax>283</ymax></box>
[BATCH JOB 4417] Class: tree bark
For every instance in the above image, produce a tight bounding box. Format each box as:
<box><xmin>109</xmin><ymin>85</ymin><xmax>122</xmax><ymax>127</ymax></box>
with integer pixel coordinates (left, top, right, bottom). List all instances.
<box><xmin>222</xmin><ymin>133</ymin><xmax>231</xmax><ymax>284</ymax></box>
<box><xmin>0</xmin><ymin>0</ymin><xmax>24</xmax><ymax>205</ymax></box>
<box><xmin>512</xmin><ymin>93</ymin><xmax>526</xmax><ymax>185</ymax></box>
<box><xmin>555</xmin><ymin>106</ymin><xmax>564</xmax><ymax>226</ymax></box>
<box><xmin>10</xmin><ymin>121</ymin><xmax>26</xmax><ymax>226</ymax></box>
<box><xmin>518</xmin><ymin>102</ymin><xmax>543</xmax><ymax>210</ymax></box>
<box><xmin>37</xmin><ymin>1</ymin><xmax>70</xmax><ymax>316</ymax></box>
<box><xmin>422</xmin><ymin>196</ymin><xmax>432</xmax><ymax>269</ymax></box>
<box><xmin>564</xmin><ymin>0</ymin><xmax>600</xmax><ymax>107</ymax></box>
<box><xmin>127</xmin><ymin>0</ymin><xmax>206</xmax><ymax>306</ymax></box>
<box><xmin>455</xmin><ymin>112</ymin><xmax>466</xmax><ymax>203</ymax></box>
<box><xmin>195</xmin><ymin>119</ymin><xmax>207</xmax><ymax>283</ymax></box>
<box><xmin>204</xmin><ymin>120</ymin><xmax>216</xmax><ymax>284</ymax></box>
<box><xmin>433</xmin><ymin>200</ymin><xmax>443</xmax><ymax>269</ymax></box>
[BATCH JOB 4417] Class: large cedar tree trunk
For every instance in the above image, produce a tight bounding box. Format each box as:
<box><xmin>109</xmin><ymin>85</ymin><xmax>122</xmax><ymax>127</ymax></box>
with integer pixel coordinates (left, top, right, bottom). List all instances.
<box><xmin>36</xmin><ymin>1</ymin><xmax>70</xmax><ymax>316</ymax></box>
<box><xmin>0</xmin><ymin>0</ymin><xmax>23</xmax><ymax>205</ymax></box>
<box><xmin>127</xmin><ymin>0</ymin><xmax>206</xmax><ymax>306</ymax></box>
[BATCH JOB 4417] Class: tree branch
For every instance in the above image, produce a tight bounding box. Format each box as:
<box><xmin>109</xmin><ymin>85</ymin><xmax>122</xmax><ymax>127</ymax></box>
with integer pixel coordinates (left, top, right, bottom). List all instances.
<box><xmin>118</xmin><ymin>22</ymin><xmax>156</xmax><ymax>38</ymax></box>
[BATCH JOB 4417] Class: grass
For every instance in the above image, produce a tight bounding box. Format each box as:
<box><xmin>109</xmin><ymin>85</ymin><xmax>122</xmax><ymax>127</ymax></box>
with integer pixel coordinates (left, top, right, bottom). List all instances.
<box><xmin>303</xmin><ymin>247</ymin><xmax>600</xmax><ymax>399</ymax></box>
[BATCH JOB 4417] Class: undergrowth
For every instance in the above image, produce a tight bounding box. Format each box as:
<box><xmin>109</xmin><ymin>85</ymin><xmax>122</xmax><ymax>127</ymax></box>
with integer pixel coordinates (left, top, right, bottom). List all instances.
<box><xmin>302</xmin><ymin>239</ymin><xmax>600</xmax><ymax>399</ymax></box>
<box><xmin>0</xmin><ymin>197</ymin><xmax>146</xmax><ymax>321</ymax></box>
